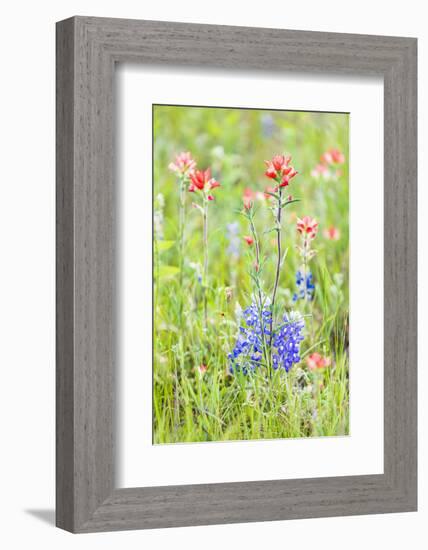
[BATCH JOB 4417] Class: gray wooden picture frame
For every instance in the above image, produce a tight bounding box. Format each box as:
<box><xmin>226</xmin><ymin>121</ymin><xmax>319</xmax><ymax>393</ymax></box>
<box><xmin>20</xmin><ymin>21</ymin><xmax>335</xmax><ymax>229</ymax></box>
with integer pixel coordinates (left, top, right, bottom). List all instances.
<box><xmin>56</xmin><ymin>16</ymin><xmax>417</xmax><ymax>533</ymax></box>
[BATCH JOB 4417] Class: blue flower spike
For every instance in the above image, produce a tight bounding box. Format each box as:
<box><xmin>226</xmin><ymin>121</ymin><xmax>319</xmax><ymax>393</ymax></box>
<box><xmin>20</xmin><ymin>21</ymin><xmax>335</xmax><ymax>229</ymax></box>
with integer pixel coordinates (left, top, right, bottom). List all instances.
<box><xmin>229</xmin><ymin>304</ymin><xmax>305</xmax><ymax>375</ymax></box>
<box><xmin>292</xmin><ymin>270</ymin><xmax>315</xmax><ymax>302</ymax></box>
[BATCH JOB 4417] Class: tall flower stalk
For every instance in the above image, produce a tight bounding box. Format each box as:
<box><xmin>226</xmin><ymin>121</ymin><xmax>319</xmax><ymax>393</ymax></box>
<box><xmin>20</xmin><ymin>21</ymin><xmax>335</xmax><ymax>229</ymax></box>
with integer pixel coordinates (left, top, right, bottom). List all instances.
<box><xmin>241</xmin><ymin>200</ymin><xmax>270</xmax><ymax>368</ymax></box>
<box><xmin>271</xmin><ymin>186</ymin><xmax>283</xmax><ymax>315</ymax></box>
<box><xmin>264</xmin><ymin>154</ymin><xmax>299</xmax><ymax>353</ymax></box>
<box><xmin>296</xmin><ymin>216</ymin><xmax>318</xmax><ymax>304</ymax></box>
<box><xmin>178</xmin><ymin>175</ymin><xmax>186</xmax><ymax>289</ymax></box>
<box><xmin>169</xmin><ymin>152</ymin><xmax>196</xmax><ymax>431</ymax></box>
<box><xmin>169</xmin><ymin>152</ymin><xmax>197</xmax><ymax>295</ymax></box>
<box><xmin>202</xmin><ymin>196</ymin><xmax>209</xmax><ymax>328</ymax></box>
<box><xmin>188</xmin><ymin>168</ymin><xmax>221</xmax><ymax>332</ymax></box>
<box><xmin>295</xmin><ymin>216</ymin><xmax>318</xmax><ymax>339</ymax></box>
<box><xmin>230</xmin><ymin>154</ymin><xmax>301</xmax><ymax>376</ymax></box>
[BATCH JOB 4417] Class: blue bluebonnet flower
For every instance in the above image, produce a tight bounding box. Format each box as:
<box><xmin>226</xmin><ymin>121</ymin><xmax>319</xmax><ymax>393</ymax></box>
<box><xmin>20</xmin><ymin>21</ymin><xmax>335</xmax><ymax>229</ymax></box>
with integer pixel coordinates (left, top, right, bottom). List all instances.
<box><xmin>292</xmin><ymin>270</ymin><xmax>315</xmax><ymax>302</ymax></box>
<box><xmin>228</xmin><ymin>303</ymin><xmax>272</xmax><ymax>374</ymax></box>
<box><xmin>228</xmin><ymin>304</ymin><xmax>304</xmax><ymax>375</ymax></box>
<box><xmin>272</xmin><ymin>312</ymin><xmax>305</xmax><ymax>372</ymax></box>
<box><xmin>228</xmin><ymin>303</ymin><xmax>271</xmax><ymax>375</ymax></box>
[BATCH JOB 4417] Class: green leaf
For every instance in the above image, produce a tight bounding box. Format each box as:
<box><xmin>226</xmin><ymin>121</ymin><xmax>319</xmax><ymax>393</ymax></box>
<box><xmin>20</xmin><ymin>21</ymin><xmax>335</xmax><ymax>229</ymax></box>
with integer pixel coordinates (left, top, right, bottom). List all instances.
<box><xmin>234</xmin><ymin>208</ymin><xmax>249</xmax><ymax>218</ymax></box>
<box><xmin>264</xmin><ymin>191</ymin><xmax>280</xmax><ymax>200</ymax></box>
<box><xmin>192</xmin><ymin>202</ymin><xmax>204</xmax><ymax>215</ymax></box>
<box><xmin>300</xmin><ymin>340</ymin><xmax>326</xmax><ymax>359</ymax></box>
<box><xmin>158</xmin><ymin>265</ymin><xmax>180</xmax><ymax>279</ymax></box>
<box><xmin>157</xmin><ymin>240</ymin><xmax>175</xmax><ymax>252</ymax></box>
<box><xmin>281</xmin><ymin>198</ymin><xmax>301</xmax><ymax>207</ymax></box>
<box><xmin>280</xmin><ymin>247</ymin><xmax>289</xmax><ymax>267</ymax></box>
<box><xmin>263</xmin><ymin>227</ymin><xmax>279</xmax><ymax>234</ymax></box>
<box><xmin>249</xmin><ymin>272</ymin><xmax>258</xmax><ymax>284</ymax></box>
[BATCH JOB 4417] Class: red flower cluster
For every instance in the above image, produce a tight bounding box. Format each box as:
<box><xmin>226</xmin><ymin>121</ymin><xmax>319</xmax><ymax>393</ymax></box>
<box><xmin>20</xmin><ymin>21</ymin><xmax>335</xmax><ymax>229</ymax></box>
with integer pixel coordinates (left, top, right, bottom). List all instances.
<box><xmin>306</xmin><ymin>353</ymin><xmax>331</xmax><ymax>371</ymax></box>
<box><xmin>311</xmin><ymin>149</ymin><xmax>345</xmax><ymax>180</ymax></box>
<box><xmin>321</xmin><ymin>148</ymin><xmax>345</xmax><ymax>165</ymax></box>
<box><xmin>168</xmin><ymin>151</ymin><xmax>196</xmax><ymax>175</ymax></box>
<box><xmin>188</xmin><ymin>168</ymin><xmax>221</xmax><ymax>200</ymax></box>
<box><xmin>297</xmin><ymin>216</ymin><xmax>318</xmax><ymax>240</ymax></box>
<box><xmin>264</xmin><ymin>154</ymin><xmax>298</xmax><ymax>189</ymax></box>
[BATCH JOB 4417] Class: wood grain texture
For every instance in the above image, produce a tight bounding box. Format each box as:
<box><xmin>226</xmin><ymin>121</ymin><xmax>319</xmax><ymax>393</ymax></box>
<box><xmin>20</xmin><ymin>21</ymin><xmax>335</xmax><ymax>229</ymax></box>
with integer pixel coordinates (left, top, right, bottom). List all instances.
<box><xmin>56</xmin><ymin>18</ymin><xmax>76</xmax><ymax>532</ymax></box>
<box><xmin>56</xmin><ymin>16</ymin><xmax>417</xmax><ymax>533</ymax></box>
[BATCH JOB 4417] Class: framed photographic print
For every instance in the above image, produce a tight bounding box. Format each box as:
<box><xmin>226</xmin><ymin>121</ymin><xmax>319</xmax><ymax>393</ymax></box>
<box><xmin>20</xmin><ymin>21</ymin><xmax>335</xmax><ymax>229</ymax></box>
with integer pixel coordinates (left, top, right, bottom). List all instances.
<box><xmin>56</xmin><ymin>16</ymin><xmax>417</xmax><ymax>532</ymax></box>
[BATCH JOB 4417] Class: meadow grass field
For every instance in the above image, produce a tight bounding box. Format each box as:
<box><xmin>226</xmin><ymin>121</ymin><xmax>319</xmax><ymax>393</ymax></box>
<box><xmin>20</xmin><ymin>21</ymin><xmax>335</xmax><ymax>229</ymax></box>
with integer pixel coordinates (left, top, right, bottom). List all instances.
<box><xmin>153</xmin><ymin>105</ymin><xmax>349</xmax><ymax>444</ymax></box>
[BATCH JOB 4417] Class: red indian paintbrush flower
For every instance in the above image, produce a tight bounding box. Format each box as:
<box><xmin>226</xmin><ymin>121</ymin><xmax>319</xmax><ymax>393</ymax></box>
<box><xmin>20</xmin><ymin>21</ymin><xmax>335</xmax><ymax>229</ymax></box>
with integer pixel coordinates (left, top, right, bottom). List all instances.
<box><xmin>188</xmin><ymin>168</ymin><xmax>220</xmax><ymax>195</ymax></box>
<box><xmin>297</xmin><ymin>216</ymin><xmax>318</xmax><ymax>240</ymax></box>
<box><xmin>264</xmin><ymin>154</ymin><xmax>298</xmax><ymax>188</ymax></box>
<box><xmin>306</xmin><ymin>353</ymin><xmax>331</xmax><ymax>371</ymax></box>
<box><xmin>243</xmin><ymin>235</ymin><xmax>254</xmax><ymax>245</ymax></box>
<box><xmin>168</xmin><ymin>151</ymin><xmax>196</xmax><ymax>175</ymax></box>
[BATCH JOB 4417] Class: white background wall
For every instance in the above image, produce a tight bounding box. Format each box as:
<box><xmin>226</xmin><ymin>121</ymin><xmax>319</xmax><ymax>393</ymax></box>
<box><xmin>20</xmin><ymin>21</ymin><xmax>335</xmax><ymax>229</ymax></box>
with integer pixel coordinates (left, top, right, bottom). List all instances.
<box><xmin>0</xmin><ymin>1</ymin><xmax>424</xmax><ymax>548</ymax></box>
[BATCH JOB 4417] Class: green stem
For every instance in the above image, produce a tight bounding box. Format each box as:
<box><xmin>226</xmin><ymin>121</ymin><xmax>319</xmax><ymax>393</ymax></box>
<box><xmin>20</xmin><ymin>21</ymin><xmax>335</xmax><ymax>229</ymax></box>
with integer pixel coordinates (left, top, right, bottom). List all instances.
<box><xmin>248</xmin><ymin>211</ymin><xmax>270</xmax><ymax>369</ymax></box>
<box><xmin>178</xmin><ymin>176</ymin><xmax>186</xmax><ymax>290</ymax></box>
<box><xmin>177</xmin><ymin>177</ymin><xmax>187</xmax><ymax>337</ymax></box>
<box><xmin>203</xmin><ymin>197</ymin><xmax>208</xmax><ymax>332</ymax></box>
<box><xmin>270</xmin><ymin>187</ymin><xmax>283</xmax><ymax>350</ymax></box>
<box><xmin>303</xmin><ymin>240</ymin><xmax>308</xmax><ymax>303</ymax></box>
<box><xmin>302</xmin><ymin>238</ymin><xmax>314</xmax><ymax>338</ymax></box>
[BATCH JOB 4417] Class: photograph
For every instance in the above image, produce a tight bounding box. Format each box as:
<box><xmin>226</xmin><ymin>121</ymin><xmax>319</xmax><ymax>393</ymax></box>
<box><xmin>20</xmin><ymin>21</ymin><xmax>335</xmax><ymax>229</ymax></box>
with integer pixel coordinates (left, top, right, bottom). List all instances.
<box><xmin>153</xmin><ymin>104</ymin><xmax>350</xmax><ymax>444</ymax></box>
